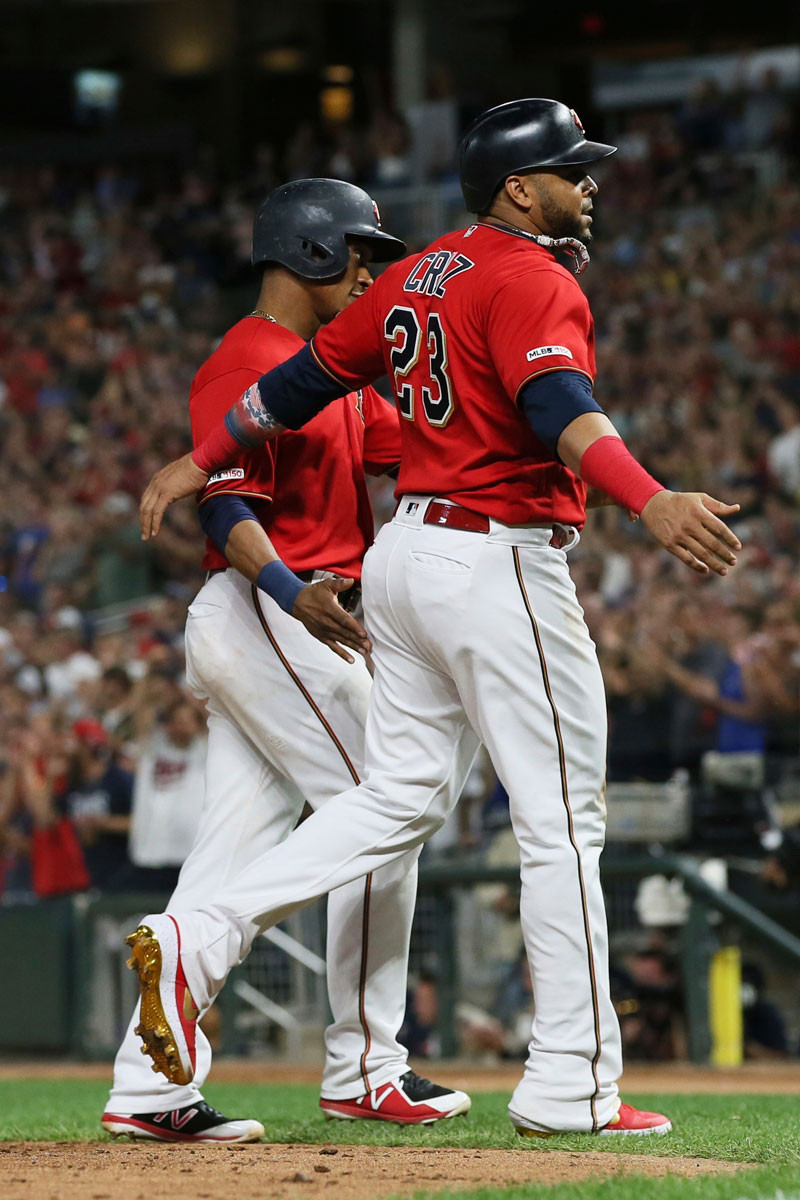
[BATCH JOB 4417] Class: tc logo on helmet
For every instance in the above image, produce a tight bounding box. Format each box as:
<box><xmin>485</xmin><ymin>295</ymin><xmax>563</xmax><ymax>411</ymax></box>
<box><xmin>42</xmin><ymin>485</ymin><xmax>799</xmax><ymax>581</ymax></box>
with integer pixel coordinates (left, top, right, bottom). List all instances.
<box><xmin>570</xmin><ymin>109</ymin><xmax>584</xmax><ymax>133</ymax></box>
<box><xmin>372</xmin><ymin>200</ymin><xmax>382</xmax><ymax>226</ymax></box>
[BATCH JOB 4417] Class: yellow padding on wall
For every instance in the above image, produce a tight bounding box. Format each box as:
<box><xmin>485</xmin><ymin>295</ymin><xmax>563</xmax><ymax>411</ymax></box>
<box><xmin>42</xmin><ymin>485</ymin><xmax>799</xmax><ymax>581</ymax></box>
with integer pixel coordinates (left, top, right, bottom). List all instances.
<box><xmin>709</xmin><ymin>945</ymin><xmax>743</xmax><ymax>1066</ymax></box>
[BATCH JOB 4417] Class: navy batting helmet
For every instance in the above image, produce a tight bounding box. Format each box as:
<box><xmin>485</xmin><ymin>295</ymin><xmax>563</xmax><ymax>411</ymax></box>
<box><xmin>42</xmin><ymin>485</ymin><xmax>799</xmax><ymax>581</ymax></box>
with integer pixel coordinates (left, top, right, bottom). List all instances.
<box><xmin>459</xmin><ymin>98</ymin><xmax>617</xmax><ymax>214</ymax></box>
<box><xmin>251</xmin><ymin>178</ymin><xmax>406</xmax><ymax>280</ymax></box>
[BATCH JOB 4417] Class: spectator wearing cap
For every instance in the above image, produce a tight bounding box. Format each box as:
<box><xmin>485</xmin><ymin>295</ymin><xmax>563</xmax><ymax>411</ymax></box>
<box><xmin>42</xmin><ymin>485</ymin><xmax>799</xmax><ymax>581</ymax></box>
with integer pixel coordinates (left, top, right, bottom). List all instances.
<box><xmin>42</xmin><ymin>607</ymin><xmax>101</xmax><ymax>702</ymax></box>
<box><xmin>64</xmin><ymin>719</ymin><xmax>134</xmax><ymax>891</ymax></box>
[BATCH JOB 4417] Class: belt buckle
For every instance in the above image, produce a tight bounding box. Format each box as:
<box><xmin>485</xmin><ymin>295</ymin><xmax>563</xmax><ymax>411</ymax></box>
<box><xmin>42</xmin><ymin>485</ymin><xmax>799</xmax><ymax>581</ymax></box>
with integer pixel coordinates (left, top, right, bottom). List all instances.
<box><xmin>311</xmin><ymin>569</ymin><xmax>361</xmax><ymax>613</ymax></box>
<box><xmin>549</xmin><ymin>525</ymin><xmax>571</xmax><ymax>550</ymax></box>
<box><xmin>341</xmin><ymin>584</ymin><xmax>361</xmax><ymax>613</ymax></box>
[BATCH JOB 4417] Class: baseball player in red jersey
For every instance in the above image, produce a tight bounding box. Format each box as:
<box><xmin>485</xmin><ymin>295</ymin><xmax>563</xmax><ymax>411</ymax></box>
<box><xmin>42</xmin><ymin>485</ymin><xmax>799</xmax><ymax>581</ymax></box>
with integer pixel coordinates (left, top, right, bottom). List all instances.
<box><xmin>133</xmin><ymin>101</ymin><xmax>742</xmax><ymax>1135</ymax></box>
<box><xmin>101</xmin><ymin>180</ymin><xmax>470</xmax><ymax>1143</ymax></box>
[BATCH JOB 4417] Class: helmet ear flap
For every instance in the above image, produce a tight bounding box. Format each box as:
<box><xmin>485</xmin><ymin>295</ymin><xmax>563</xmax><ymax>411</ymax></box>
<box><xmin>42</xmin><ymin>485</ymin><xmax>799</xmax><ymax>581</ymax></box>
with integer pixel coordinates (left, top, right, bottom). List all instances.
<box><xmin>296</xmin><ymin>234</ymin><xmax>349</xmax><ymax>276</ymax></box>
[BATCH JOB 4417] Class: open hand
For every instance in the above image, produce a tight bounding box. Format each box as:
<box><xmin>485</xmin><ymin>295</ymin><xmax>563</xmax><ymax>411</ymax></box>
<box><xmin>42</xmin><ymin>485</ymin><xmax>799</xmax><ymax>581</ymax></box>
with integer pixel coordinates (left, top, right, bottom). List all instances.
<box><xmin>140</xmin><ymin>453</ymin><xmax>209</xmax><ymax>540</ymax></box>
<box><xmin>641</xmin><ymin>491</ymin><xmax>741</xmax><ymax>576</ymax></box>
<box><xmin>293</xmin><ymin>577</ymin><xmax>371</xmax><ymax>664</ymax></box>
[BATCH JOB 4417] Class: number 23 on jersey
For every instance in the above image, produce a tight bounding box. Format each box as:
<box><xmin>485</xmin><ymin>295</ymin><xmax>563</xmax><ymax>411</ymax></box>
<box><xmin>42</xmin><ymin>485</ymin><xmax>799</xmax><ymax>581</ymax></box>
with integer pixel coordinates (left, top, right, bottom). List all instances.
<box><xmin>384</xmin><ymin>307</ymin><xmax>454</xmax><ymax>427</ymax></box>
<box><xmin>383</xmin><ymin>248</ymin><xmax>475</xmax><ymax>429</ymax></box>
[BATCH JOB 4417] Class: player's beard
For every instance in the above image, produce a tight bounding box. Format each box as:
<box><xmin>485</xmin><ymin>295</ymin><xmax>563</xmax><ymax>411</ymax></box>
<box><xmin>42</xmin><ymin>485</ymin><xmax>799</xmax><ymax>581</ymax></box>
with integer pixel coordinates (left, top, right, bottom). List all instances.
<box><xmin>533</xmin><ymin>182</ymin><xmax>592</xmax><ymax>246</ymax></box>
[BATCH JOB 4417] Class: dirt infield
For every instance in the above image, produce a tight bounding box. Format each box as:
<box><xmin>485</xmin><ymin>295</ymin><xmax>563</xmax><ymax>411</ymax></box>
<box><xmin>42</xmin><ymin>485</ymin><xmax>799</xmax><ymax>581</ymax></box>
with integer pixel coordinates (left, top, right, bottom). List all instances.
<box><xmin>2</xmin><ymin>1057</ymin><xmax>800</xmax><ymax>1093</ymax></box>
<box><xmin>2</xmin><ymin>1060</ymin><xmax>788</xmax><ymax>1199</ymax></box>
<box><xmin>0</xmin><ymin>1142</ymin><xmax>741</xmax><ymax>1200</ymax></box>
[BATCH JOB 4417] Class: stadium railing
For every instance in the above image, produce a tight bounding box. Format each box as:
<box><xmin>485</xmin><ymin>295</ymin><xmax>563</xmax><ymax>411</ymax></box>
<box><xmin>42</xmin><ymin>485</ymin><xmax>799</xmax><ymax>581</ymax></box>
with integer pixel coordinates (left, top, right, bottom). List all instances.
<box><xmin>418</xmin><ymin>854</ymin><xmax>800</xmax><ymax>1062</ymax></box>
<box><xmin>2</xmin><ymin>850</ymin><xmax>800</xmax><ymax>1063</ymax></box>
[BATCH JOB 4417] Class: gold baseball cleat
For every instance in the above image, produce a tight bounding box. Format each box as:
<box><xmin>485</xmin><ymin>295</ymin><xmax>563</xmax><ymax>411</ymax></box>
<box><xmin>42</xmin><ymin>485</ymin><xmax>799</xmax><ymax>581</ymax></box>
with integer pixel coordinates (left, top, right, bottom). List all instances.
<box><xmin>126</xmin><ymin>922</ymin><xmax>196</xmax><ymax>1087</ymax></box>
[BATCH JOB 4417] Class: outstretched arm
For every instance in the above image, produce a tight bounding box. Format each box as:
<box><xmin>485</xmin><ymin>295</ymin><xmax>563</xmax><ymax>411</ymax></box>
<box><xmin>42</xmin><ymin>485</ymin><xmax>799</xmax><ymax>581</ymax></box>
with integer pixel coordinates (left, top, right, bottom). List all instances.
<box><xmin>140</xmin><ymin>345</ymin><xmax>350</xmax><ymax>540</ymax></box>
<box><xmin>142</xmin><ymin>284</ymin><xmax>387</xmax><ymax>538</ymax></box>
<box><xmin>557</xmin><ymin>411</ymin><xmax>741</xmax><ymax>576</ymax></box>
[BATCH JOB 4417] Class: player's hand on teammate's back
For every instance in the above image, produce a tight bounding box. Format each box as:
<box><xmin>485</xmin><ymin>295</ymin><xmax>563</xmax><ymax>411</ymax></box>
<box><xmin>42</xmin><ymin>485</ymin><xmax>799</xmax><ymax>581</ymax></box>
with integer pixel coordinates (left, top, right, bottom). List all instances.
<box><xmin>641</xmin><ymin>491</ymin><xmax>741</xmax><ymax>576</ymax></box>
<box><xmin>140</xmin><ymin>453</ymin><xmax>209</xmax><ymax>540</ymax></box>
<box><xmin>293</xmin><ymin>577</ymin><xmax>372</xmax><ymax>663</ymax></box>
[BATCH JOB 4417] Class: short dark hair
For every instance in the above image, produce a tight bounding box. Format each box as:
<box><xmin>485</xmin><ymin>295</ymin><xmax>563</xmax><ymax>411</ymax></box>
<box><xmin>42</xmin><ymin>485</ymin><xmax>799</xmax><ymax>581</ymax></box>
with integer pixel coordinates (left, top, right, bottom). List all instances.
<box><xmin>102</xmin><ymin>665</ymin><xmax>132</xmax><ymax>692</ymax></box>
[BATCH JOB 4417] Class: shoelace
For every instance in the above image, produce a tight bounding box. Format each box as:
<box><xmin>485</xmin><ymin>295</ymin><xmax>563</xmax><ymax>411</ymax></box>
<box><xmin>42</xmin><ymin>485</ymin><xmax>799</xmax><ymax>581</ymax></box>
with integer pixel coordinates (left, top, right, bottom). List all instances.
<box><xmin>400</xmin><ymin>1069</ymin><xmax>441</xmax><ymax>1097</ymax></box>
<box><xmin>195</xmin><ymin>1101</ymin><xmax>223</xmax><ymax>1119</ymax></box>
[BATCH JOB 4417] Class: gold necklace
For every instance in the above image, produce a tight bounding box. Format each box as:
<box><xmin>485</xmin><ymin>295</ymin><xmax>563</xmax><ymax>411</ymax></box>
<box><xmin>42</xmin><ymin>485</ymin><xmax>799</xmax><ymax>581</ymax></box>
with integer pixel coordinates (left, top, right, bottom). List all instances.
<box><xmin>250</xmin><ymin>308</ymin><xmax>277</xmax><ymax>323</ymax></box>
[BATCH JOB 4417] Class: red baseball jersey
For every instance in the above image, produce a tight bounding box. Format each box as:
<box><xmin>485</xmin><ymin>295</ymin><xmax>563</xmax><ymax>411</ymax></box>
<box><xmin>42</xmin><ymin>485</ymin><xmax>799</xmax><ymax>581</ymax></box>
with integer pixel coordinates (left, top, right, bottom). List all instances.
<box><xmin>311</xmin><ymin>223</ymin><xmax>595</xmax><ymax>527</ymax></box>
<box><xmin>190</xmin><ymin>316</ymin><xmax>400</xmax><ymax>580</ymax></box>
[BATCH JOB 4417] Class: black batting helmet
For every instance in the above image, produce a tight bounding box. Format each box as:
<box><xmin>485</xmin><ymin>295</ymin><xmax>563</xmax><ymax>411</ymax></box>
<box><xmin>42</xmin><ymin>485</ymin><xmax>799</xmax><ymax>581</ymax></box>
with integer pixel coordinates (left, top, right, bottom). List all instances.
<box><xmin>459</xmin><ymin>98</ymin><xmax>617</xmax><ymax>214</ymax></box>
<box><xmin>251</xmin><ymin>178</ymin><xmax>406</xmax><ymax>280</ymax></box>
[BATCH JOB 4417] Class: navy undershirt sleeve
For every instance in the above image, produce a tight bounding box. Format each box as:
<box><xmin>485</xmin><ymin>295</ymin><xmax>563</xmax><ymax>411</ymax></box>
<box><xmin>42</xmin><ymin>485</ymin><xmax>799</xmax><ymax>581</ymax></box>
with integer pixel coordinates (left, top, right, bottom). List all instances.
<box><xmin>253</xmin><ymin>343</ymin><xmax>347</xmax><ymax>432</ymax></box>
<box><xmin>519</xmin><ymin>370</ymin><xmax>603</xmax><ymax>457</ymax></box>
<box><xmin>198</xmin><ymin>493</ymin><xmax>261</xmax><ymax>555</ymax></box>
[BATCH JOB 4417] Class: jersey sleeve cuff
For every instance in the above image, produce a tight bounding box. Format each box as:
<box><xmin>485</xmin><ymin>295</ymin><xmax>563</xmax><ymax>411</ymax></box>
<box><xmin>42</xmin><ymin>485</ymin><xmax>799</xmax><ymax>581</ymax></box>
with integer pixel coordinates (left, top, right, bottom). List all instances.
<box><xmin>197</xmin><ymin>488</ymin><xmax>273</xmax><ymax>507</ymax></box>
<box><xmin>513</xmin><ymin>365</ymin><xmax>594</xmax><ymax>407</ymax></box>
<box><xmin>309</xmin><ymin>341</ymin><xmax>350</xmax><ymax>387</ymax></box>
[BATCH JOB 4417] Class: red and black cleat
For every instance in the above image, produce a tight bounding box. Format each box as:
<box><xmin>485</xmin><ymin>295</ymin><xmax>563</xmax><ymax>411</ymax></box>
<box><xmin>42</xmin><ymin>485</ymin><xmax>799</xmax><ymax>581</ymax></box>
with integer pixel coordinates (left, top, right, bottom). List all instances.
<box><xmin>320</xmin><ymin>1070</ymin><xmax>471</xmax><ymax>1126</ymax></box>
<box><xmin>101</xmin><ymin>1100</ymin><xmax>264</xmax><ymax>1143</ymax></box>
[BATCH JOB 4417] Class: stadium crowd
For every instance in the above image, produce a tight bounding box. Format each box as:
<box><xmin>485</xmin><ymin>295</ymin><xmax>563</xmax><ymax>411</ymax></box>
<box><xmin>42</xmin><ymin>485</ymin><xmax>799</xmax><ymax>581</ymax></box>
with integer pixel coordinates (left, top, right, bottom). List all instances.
<box><xmin>0</xmin><ymin>83</ymin><xmax>799</xmax><ymax>909</ymax></box>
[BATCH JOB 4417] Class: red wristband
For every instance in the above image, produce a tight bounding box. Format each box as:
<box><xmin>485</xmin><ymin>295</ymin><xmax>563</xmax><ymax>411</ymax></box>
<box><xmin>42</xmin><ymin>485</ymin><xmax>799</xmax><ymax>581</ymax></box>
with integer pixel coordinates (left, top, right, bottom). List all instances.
<box><xmin>579</xmin><ymin>436</ymin><xmax>665</xmax><ymax>515</ymax></box>
<box><xmin>191</xmin><ymin>422</ymin><xmax>243</xmax><ymax>475</ymax></box>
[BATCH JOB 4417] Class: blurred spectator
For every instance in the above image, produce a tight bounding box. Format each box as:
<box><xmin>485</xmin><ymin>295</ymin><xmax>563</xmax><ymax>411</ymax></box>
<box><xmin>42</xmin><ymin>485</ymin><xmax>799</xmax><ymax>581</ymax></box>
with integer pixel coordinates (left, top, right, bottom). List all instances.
<box><xmin>453</xmin><ymin>950</ymin><xmax>534</xmax><ymax>1062</ymax></box>
<box><xmin>741</xmin><ymin>961</ymin><xmax>789</xmax><ymax>1058</ymax></box>
<box><xmin>677</xmin><ymin>79</ymin><xmax>729</xmax><ymax>152</ymax></box>
<box><xmin>90</xmin><ymin>493</ymin><xmax>154</xmax><ymax>608</ymax></box>
<box><xmin>767</xmin><ymin>396</ymin><xmax>800</xmax><ymax>501</ymax></box>
<box><xmin>659</xmin><ymin>601</ymin><xmax>799</xmax><ymax>755</ymax></box>
<box><xmin>740</xmin><ymin>68</ymin><xmax>793</xmax><ymax>152</ymax></box>
<box><xmin>611</xmin><ymin>937</ymin><xmax>683</xmax><ymax>1062</ymax></box>
<box><xmin>405</xmin><ymin>64</ymin><xmax>459</xmax><ymax>184</ymax></box>
<box><xmin>96</xmin><ymin>665</ymin><xmax>136</xmax><ymax>748</ymax></box>
<box><xmin>399</xmin><ymin>970</ymin><xmax>439</xmax><ymax>1058</ymax></box>
<box><xmin>491</xmin><ymin>949</ymin><xmax>535</xmax><ymax>1059</ymax></box>
<box><xmin>367</xmin><ymin>110</ymin><xmax>413</xmax><ymax>188</ymax></box>
<box><xmin>762</xmin><ymin>823</ymin><xmax>800</xmax><ymax>891</ymax></box>
<box><xmin>473</xmin><ymin>781</ymin><xmax>524</xmax><ymax>969</ymax></box>
<box><xmin>62</xmin><ymin>719</ymin><xmax>133</xmax><ymax>891</ymax></box>
<box><xmin>128</xmin><ymin>696</ymin><xmax>207</xmax><ymax>889</ymax></box>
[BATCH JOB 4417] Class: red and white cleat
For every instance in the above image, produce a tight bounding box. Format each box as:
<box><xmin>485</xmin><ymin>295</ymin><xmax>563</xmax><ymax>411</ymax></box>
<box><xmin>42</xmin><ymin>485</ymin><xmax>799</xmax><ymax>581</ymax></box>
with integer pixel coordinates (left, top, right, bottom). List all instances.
<box><xmin>125</xmin><ymin>915</ymin><xmax>198</xmax><ymax>1086</ymax></box>
<box><xmin>514</xmin><ymin>1100</ymin><xmax>672</xmax><ymax>1138</ymax></box>
<box><xmin>320</xmin><ymin>1071</ymin><xmax>472</xmax><ymax>1125</ymax></box>
<box><xmin>599</xmin><ymin>1101</ymin><xmax>672</xmax><ymax>1136</ymax></box>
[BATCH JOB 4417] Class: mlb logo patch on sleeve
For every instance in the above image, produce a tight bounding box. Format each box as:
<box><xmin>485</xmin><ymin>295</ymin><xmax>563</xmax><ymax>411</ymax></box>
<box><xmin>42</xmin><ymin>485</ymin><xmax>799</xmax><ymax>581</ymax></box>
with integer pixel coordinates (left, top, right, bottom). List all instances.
<box><xmin>526</xmin><ymin>345</ymin><xmax>573</xmax><ymax>362</ymax></box>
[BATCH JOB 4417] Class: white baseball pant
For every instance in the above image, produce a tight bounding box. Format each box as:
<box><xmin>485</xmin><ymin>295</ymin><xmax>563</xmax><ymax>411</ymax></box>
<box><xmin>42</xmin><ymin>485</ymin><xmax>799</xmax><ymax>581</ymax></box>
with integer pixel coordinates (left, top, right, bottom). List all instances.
<box><xmin>164</xmin><ymin>500</ymin><xmax>623</xmax><ymax>1132</ymax></box>
<box><xmin>107</xmin><ymin>569</ymin><xmax>420</xmax><ymax>1114</ymax></box>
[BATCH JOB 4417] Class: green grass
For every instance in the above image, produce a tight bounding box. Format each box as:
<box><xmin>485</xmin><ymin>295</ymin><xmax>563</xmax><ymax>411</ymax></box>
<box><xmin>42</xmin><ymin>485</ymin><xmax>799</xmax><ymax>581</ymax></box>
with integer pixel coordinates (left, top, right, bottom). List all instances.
<box><xmin>2</xmin><ymin>1080</ymin><xmax>800</xmax><ymax>1200</ymax></box>
<box><xmin>408</xmin><ymin>1168</ymin><xmax>800</xmax><ymax>1200</ymax></box>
